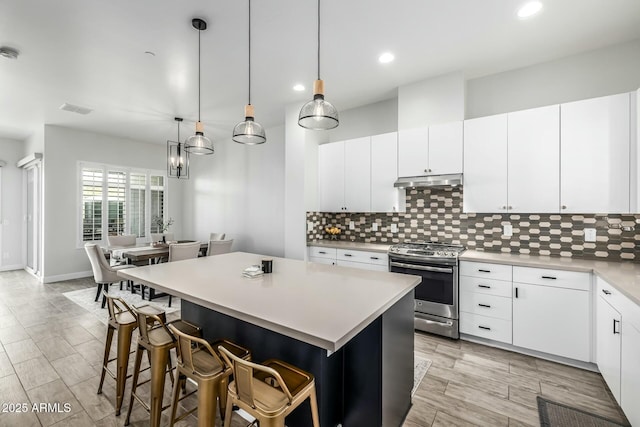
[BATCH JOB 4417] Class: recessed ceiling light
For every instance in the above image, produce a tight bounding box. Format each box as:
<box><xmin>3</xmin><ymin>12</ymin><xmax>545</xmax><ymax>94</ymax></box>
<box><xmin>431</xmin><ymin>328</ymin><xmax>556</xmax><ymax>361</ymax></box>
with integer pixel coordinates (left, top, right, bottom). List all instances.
<box><xmin>378</xmin><ymin>52</ymin><xmax>395</xmax><ymax>64</ymax></box>
<box><xmin>517</xmin><ymin>1</ymin><xmax>543</xmax><ymax>19</ymax></box>
<box><xmin>0</xmin><ymin>46</ymin><xmax>19</xmax><ymax>60</ymax></box>
<box><xmin>293</xmin><ymin>84</ymin><xmax>305</xmax><ymax>91</ymax></box>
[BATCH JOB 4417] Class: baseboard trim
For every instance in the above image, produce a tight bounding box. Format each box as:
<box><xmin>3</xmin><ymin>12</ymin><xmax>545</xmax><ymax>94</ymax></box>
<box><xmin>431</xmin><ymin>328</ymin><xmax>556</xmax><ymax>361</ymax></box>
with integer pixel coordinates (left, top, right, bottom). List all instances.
<box><xmin>0</xmin><ymin>264</ymin><xmax>26</xmax><ymax>272</ymax></box>
<box><xmin>43</xmin><ymin>270</ymin><xmax>93</xmax><ymax>284</ymax></box>
<box><xmin>460</xmin><ymin>333</ymin><xmax>599</xmax><ymax>372</ymax></box>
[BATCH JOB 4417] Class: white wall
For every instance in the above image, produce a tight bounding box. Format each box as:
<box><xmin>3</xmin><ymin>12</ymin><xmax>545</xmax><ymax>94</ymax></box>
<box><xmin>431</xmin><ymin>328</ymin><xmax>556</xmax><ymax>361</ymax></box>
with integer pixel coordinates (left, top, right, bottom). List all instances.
<box><xmin>398</xmin><ymin>71</ymin><xmax>466</xmax><ymax>129</ymax></box>
<box><xmin>0</xmin><ymin>137</ymin><xmax>24</xmax><ymax>270</ymax></box>
<box><xmin>182</xmin><ymin>124</ymin><xmax>286</xmax><ymax>258</ymax></box>
<box><xmin>42</xmin><ymin>125</ymin><xmax>183</xmax><ymax>282</ymax></box>
<box><xmin>23</xmin><ymin>126</ymin><xmax>44</xmax><ymax>157</ymax></box>
<box><xmin>327</xmin><ymin>98</ymin><xmax>398</xmax><ymax>142</ymax></box>
<box><xmin>466</xmin><ymin>38</ymin><xmax>640</xmax><ymax>118</ymax></box>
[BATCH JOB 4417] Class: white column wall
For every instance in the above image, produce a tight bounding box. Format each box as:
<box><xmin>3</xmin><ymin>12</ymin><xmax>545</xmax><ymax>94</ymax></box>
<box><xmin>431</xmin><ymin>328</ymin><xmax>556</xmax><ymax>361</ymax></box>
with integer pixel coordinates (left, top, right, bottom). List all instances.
<box><xmin>0</xmin><ymin>137</ymin><xmax>25</xmax><ymax>270</ymax></box>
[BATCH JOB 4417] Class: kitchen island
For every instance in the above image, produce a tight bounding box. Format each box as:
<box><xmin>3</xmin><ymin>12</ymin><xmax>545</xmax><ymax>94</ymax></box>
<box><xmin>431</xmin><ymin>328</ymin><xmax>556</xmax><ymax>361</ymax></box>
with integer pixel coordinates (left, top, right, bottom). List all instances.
<box><xmin>118</xmin><ymin>252</ymin><xmax>420</xmax><ymax>427</ymax></box>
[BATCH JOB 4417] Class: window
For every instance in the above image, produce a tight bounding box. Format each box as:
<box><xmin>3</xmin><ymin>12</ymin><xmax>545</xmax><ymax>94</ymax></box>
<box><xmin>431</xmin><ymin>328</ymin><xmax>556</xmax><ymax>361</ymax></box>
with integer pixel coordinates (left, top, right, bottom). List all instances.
<box><xmin>79</xmin><ymin>163</ymin><xmax>167</xmax><ymax>245</ymax></box>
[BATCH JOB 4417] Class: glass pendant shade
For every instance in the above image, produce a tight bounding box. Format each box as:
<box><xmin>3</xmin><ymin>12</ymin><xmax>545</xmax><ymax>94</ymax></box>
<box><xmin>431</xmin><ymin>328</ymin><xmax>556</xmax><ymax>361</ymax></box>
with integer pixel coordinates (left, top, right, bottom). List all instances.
<box><xmin>167</xmin><ymin>141</ymin><xmax>189</xmax><ymax>179</ymax></box>
<box><xmin>184</xmin><ymin>121</ymin><xmax>214</xmax><ymax>155</ymax></box>
<box><xmin>298</xmin><ymin>80</ymin><xmax>339</xmax><ymax>130</ymax></box>
<box><xmin>233</xmin><ymin>105</ymin><xmax>266</xmax><ymax>145</ymax></box>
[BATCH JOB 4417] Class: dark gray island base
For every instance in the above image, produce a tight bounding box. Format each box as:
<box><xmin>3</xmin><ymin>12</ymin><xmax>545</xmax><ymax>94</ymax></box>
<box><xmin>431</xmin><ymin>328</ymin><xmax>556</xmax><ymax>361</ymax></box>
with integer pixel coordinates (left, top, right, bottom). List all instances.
<box><xmin>182</xmin><ymin>291</ymin><xmax>414</xmax><ymax>427</ymax></box>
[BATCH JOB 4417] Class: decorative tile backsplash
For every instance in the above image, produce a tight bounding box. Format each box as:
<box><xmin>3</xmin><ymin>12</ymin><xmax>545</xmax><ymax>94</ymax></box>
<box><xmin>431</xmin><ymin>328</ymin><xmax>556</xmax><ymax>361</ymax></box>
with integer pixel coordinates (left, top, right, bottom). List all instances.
<box><xmin>306</xmin><ymin>187</ymin><xmax>640</xmax><ymax>262</ymax></box>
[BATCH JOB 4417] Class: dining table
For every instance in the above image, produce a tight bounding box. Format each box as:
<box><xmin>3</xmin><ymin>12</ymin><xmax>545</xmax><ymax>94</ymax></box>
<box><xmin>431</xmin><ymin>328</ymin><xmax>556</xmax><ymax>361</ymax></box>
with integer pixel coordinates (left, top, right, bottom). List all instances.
<box><xmin>107</xmin><ymin>240</ymin><xmax>208</xmax><ymax>300</ymax></box>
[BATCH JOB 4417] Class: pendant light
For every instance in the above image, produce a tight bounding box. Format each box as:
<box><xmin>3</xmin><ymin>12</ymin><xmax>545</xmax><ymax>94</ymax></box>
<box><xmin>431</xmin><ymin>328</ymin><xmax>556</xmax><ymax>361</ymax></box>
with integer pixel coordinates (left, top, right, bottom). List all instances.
<box><xmin>167</xmin><ymin>117</ymin><xmax>189</xmax><ymax>179</ymax></box>
<box><xmin>298</xmin><ymin>0</ymin><xmax>339</xmax><ymax>130</ymax></box>
<box><xmin>184</xmin><ymin>18</ymin><xmax>214</xmax><ymax>155</ymax></box>
<box><xmin>232</xmin><ymin>0</ymin><xmax>266</xmax><ymax>145</ymax></box>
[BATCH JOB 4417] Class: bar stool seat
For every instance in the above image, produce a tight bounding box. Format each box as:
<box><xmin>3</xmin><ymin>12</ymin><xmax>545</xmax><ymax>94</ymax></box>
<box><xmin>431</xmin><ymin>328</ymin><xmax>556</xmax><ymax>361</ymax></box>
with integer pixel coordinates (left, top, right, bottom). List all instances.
<box><xmin>168</xmin><ymin>325</ymin><xmax>251</xmax><ymax>427</ymax></box>
<box><xmin>218</xmin><ymin>346</ymin><xmax>320</xmax><ymax>427</ymax></box>
<box><xmin>124</xmin><ymin>306</ymin><xmax>201</xmax><ymax>427</ymax></box>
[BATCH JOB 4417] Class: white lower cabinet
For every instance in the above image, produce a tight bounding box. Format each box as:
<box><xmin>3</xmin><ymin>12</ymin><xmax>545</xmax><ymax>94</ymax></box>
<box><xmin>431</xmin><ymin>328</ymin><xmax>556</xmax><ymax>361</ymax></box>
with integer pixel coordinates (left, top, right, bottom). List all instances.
<box><xmin>459</xmin><ymin>261</ymin><xmax>513</xmax><ymax>344</ymax></box>
<box><xmin>621</xmin><ymin>321</ymin><xmax>640</xmax><ymax>426</ymax></box>
<box><xmin>512</xmin><ymin>266</ymin><xmax>591</xmax><ymax>362</ymax></box>
<box><xmin>597</xmin><ymin>292</ymin><xmax>622</xmax><ymax>402</ymax></box>
<box><xmin>307</xmin><ymin>246</ymin><xmax>388</xmax><ymax>271</ymax></box>
<box><xmin>597</xmin><ymin>276</ymin><xmax>640</xmax><ymax>425</ymax></box>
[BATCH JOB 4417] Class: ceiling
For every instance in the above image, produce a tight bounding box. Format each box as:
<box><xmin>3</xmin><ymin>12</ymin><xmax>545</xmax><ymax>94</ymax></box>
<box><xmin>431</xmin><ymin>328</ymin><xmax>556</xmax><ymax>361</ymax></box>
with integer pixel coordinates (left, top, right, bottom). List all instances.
<box><xmin>1</xmin><ymin>0</ymin><xmax>640</xmax><ymax>144</ymax></box>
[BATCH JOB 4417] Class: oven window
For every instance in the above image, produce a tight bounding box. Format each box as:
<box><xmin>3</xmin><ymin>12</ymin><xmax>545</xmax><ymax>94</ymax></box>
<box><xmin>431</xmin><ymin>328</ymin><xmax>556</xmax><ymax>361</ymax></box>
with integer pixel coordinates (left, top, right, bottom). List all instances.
<box><xmin>392</xmin><ymin>266</ymin><xmax>454</xmax><ymax>305</ymax></box>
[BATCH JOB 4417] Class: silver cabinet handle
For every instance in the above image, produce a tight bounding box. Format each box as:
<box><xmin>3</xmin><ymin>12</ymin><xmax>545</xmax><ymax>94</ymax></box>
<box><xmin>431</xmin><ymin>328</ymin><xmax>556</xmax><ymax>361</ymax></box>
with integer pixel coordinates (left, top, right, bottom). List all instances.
<box><xmin>478</xmin><ymin>326</ymin><xmax>491</xmax><ymax>331</ymax></box>
<box><xmin>613</xmin><ymin>319</ymin><xmax>620</xmax><ymax>334</ymax></box>
<box><xmin>561</xmin><ymin>205</ymin><xmax>567</xmax><ymax>209</ymax></box>
<box><xmin>344</xmin><ymin>253</ymin><xmax>353</xmax><ymax>257</ymax></box>
<box><xmin>478</xmin><ymin>304</ymin><xmax>491</xmax><ymax>308</ymax></box>
<box><xmin>508</xmin><ymin>206</ymin><xmax>513</xmax><ymax>210</ymax></box>
<box><xmin>390</xmin><ymin>261</ymin><xmax>453</xmax><ymax>273</ymax></box>
<box><xmin>541</xmin><ymin>276</ymin><xmax>557</xmax><ymax>280</ymax></box>
<box><xmin>370</xmin><ymin>256</ymin><xmax>379</xmax><ymax>260</ymax></box>
<box><xmin>478</xmin><ymin>269</ymin><xmax>491</xmax><ymax>273</ymax></box>
<box><xmin>478</xmin><ymin>284</ymin><xmax>491</xmax><ymax>289</ymax></box>
<box><xmin>602</xmin><ymin>289</ymin><xmax>612</xmax><ymax>295</ymax></box>
<box><xmin>318</xmin><ymin>251</ymin><xmax>327</xmax><ymax>254</ymax></box>
<box><xmin>501</xmin><ymin>206</ymin><xmax>507</xmax><ymax>210</ymax></box>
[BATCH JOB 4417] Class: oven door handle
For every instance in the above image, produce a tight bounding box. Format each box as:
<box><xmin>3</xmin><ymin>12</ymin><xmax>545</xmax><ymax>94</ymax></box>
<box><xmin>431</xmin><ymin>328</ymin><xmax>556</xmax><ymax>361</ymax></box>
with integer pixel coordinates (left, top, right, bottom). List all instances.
<box><xmin>390</xmin><ymin>261</ymin><xmax>453</xmax><ymax>274</ymax></box>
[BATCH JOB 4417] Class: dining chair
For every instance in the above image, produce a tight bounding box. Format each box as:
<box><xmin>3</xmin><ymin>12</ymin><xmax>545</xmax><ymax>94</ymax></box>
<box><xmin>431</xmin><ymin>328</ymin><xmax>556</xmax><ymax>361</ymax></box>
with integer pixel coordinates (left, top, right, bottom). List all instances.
<box><xmin>149</xmin><ymin>241</ymin><xmax>201</xmax><ymax>307</ymax></box>
<box><xmin>84</xmin><ymin>243</ymin><xmax>136</xmax><ymax>308</ymax></box>
<box><xmin>209</xmin><ymin>232</ymin><xmax>226</xmax><ymax>241</ymax></box>
<box><xmin>207</xmin><ymin>239</ymin><xmax>234</xmax><ymax>256</ymax></box>
<box><xmin>107</xmin><ymin>234</ymin><xmax>137</xmax><ymax>247</ymax></box>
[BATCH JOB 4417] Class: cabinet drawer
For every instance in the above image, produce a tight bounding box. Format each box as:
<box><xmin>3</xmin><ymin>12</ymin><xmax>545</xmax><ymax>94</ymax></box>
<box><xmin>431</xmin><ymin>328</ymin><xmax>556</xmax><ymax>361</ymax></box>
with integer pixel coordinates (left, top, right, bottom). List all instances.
<box><xmin>513</xmin><ymin>266</ymin><xmax>590</xmax><ymax>291</ymax></box>
<box><xmin>309</xmin><ymin>256</ymin><xmax>335</xmax><ymax>266</ymax></box>
<box><xmin>308</xmin><ymin>246</ymin><xmax>337</xmax><ymax>259</ymax></box>
<box><xmin>337</xmin><ymin>249</ymin><xmax>388</xmax><ymax>266</ymax></box>
<box><xmin>337</xmin><ymin>259</ymin><xmax>388</xmax><ymax>271</ymax></box>
<box><xmin>460</xmin><ymin>312</ymin><xmax>512</xmax><ymax>344</ymax></box>
<box><xmin>460</xmin><ymin>275</ymin><xmax>513</xmax><ymax>298</ymax></box>
<box><xmin>460</xmin><ymin>261</ymin><xmax>512</xmax><ymax>282</ymax></box>
<box><xmin>460</xmin><ymin>292</ymin><xmax>512</xmax><ymax>320</ymax></box>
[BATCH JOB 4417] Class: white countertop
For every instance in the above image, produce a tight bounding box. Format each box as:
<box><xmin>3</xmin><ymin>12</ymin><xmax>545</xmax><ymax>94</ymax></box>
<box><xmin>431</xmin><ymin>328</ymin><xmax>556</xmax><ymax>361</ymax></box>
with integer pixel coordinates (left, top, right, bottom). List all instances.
<box><xmin>307</xmin><ymin>240</ymin><xmax>391</xmax><ymax>253</ymax></box>
<box><xmin>460</xmin><ymin>250</ymin><xmax>640</xmax><ymax>306</ymax></box>
<box><xmin>118</xmin><ymin>252</ymin><xmax>420</xmax><ymax>352</ymax></box>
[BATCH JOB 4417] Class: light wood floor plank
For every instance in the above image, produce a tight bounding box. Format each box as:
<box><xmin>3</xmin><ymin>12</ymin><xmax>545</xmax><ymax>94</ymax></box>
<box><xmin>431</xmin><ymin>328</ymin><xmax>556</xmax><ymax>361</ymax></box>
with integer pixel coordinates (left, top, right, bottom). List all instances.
<box><xmin>454</xmin><ymin>359</ymin><xmax>541</xmax><ymax>393</ymax></box>
<box><xmin>432</xmin><ymin>411</ymin><xmax>480</xmax><ymax>427</ymax></box>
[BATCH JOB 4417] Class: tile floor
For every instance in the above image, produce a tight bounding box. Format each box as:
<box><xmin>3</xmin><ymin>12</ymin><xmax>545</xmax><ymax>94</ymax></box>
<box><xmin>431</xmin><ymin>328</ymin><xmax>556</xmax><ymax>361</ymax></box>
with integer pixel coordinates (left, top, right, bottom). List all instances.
<box><xmin>0</xmin><ymin>270</ymin><xmax>629</xmax><ymax>426</ymax></box>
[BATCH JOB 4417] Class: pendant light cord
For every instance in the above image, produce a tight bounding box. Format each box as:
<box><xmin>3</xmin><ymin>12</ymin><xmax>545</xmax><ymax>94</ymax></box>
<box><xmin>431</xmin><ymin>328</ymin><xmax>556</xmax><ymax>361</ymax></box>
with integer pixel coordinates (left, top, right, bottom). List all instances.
<box><xmin>248</xmin><ymin>0</ymin><xmax>252</xmax><ymax>105</ymax></box>
<box><xmin>317</xmin><ymin>0</ymin><xmax>321</xmax><ymax>80</ymax></box>
<box><xmin>198</xmin><ymin>26</ymin><xmax>202</xmax><ymax>122</ymax></box>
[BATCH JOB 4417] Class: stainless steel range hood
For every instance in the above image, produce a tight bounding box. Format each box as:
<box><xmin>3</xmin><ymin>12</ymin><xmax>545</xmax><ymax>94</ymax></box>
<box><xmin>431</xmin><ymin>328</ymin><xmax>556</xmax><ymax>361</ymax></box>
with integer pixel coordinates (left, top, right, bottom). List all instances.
<box><xmin>394</xmin><ymin>173</ymin><xmax>463</xmax><ymax>188</ymax></box>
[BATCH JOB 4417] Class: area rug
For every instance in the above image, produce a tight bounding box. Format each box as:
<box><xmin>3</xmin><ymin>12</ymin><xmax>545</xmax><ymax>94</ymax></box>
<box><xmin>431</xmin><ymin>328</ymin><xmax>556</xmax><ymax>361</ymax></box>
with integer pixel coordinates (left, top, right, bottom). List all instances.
<box><xmin>412</xmin><ymin>356</ymin><xmax>432</xmax><ymax>397</ymax></box>
<box><xmin>537</xmin><ymin>397</ymin><xmax>630</xmax><ymax>427</ymax></box>
<box><xmin>62</xmin><ymin>286</ymin><xmax>180</xmax><ymax>324</ymax></box>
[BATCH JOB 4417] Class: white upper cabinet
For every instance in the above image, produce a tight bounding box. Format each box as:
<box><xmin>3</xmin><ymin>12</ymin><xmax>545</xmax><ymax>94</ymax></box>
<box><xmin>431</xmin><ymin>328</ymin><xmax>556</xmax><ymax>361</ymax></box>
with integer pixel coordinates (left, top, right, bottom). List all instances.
<box><xmin>508</xmin><ymin>105</ymin><xmax>560</xmax><ymax>213</ymax></box>
<box><xmin>398</xmin><ymin>127</ymin><xmax>428</xmax><ymax>177</ymax></box>
<box><xmin>318</xmin><ymin>137</ymin><xmax>372</xmax><ymax>212</ymax></box>
<box><xmin>371</xmin><ymin>132</ymin><xmax>401</xmax><ymax>213</ymax></box>
<box><xmin>428</xmin><ymin>121</ymin><xmax>463</xmax><ymax>175</ymax></box>
<box><xmin>318</xmin><ymin>141</ymin><xmax>345</xmax><ymax>212</ymax></box>
<box><xmin>398</xmin><ymin>123</ymin><xmax>463</xmax><ymax>177</ymax></box>
<box><xmin>463</xmin><ymin>114</ymin><xmax>508</xmax><ymax>213</ymax></box>
<box><xmin>344</xmin><ymin>137</ymin><xmax>371</xmax><ymax>212</ymax></box>
<box><xmin>560</xmin><ymin>93</ymin><xmax>630</xmax><ymax>213</ymax></box>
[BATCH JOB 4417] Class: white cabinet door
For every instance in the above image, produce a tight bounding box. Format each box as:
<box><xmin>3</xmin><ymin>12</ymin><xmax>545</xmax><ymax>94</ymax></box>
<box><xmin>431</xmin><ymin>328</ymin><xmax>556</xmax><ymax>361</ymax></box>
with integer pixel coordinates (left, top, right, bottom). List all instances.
<box><xmin>371</xmin><ymin>132</ymin><xmax>400</xmax><ymax>213</ymax></box>
<box><xmin>597</xmin><ymin>295</ymin><xmax>622</xmax><ymax>403</ymax></box>
<box><xmin>398</xmin><ymin>127</ymin><xmax>428</xmax><ymax>177</ymax></box>
<box><xmin>318</xmin><ymin>141</ymin><xmax>345</xmax><ymax>212</ymax></box>
<box><xmin>560</xmin><ymin>93</ymin><xmax>630</xmax><ymax>213</ymax></box>
<box><xmin>621</xmin><ymin>322</ymin><xmax>640</xmax><ymax>426</ymax></box>
<box><xmin>309</xmin><ymin>256</ymin><xmax>336</xmax><ymax>266</ymax></box>
<box><xmin>512</xmin><ymin>282</ymin><xmax>590</xmax><ymax>361</ymax></box>
<box><xmin>508</xmin><ymin>105</ymin><xmax>560</xmax><ymax>213</ymax></box>
<box><xmin>463</xmin><ymin>114</ymin><xmax>508</xmax><ymax>213</ymax></box>
<box><xmin>428</xmin><ymin>121</ymin><xmax>463</xmax><ymax>175</ymax></box>
<box><xmin>344</xmin><ymin>137</ymin><xmax>371</xmax><ymax>212</ymax></box>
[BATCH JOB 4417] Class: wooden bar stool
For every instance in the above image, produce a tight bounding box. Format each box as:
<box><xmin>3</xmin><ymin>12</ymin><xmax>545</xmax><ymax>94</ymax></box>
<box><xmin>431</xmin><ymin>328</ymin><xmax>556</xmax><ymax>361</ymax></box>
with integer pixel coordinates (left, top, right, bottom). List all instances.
<box><xmin>167</xmin><ymin>325</ymin><xmax>251</xmax><ymax>427</ymax></box>
<box><xmin>97</xmin><ymin>292</ymin><xmax>163</xmax><ymax>415</ymax></box>
<box><xmin>124</xmin><ymin>306</ymin><xmax>201</xmax><ymax>427</ymax></box>
<box><xmin>218</xmin><ymin>346</ymin><xmax>320</xmax><ymax>427</ymax></box>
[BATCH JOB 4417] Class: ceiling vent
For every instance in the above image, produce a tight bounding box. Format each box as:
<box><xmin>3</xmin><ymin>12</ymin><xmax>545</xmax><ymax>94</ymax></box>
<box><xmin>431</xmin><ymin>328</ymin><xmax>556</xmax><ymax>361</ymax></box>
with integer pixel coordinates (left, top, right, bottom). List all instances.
<box><xmin>59</xmin><ymin>103</ymin><xmax>93</xmax><ymax>115</ymax></box>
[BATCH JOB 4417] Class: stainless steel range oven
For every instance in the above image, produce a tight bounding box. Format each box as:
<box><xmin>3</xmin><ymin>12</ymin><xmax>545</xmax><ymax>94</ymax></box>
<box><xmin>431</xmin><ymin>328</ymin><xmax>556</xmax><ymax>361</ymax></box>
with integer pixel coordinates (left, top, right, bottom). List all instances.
<box><xmin>388</xmin><ymin>242</ymin><xmax>465</xmax><ymax>339</ymax></box>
